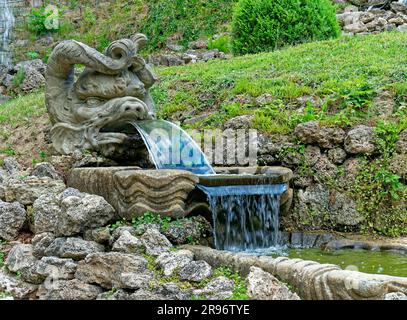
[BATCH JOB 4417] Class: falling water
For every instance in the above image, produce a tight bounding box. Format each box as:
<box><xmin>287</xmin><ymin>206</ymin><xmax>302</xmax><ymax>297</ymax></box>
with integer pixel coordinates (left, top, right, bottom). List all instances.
<box><xmin>0</xmin><ymin>0</ymin><xmax>15</xmax><ymax>65</ymax></box>
<box><xmin>132</xmin><ymin>119</ymin><xmax>215</xmax><ymax>175</ymax></box>
<box><xmin>132</xmin><ymin>119</ymin><xmax>287</xmax><ymax>252</ymax></box>
<box><xmin>198</xmin><ymin>183</ymin><xmax>288</xmax><ymax>251</ymax></box>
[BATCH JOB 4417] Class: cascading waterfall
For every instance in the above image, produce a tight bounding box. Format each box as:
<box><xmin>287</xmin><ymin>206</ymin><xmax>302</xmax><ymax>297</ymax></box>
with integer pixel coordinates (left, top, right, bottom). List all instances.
<box><xmin>133</xmin><ymin>119</ymin><xmax>287</xmax><ymax>252</ymax></box>
<box><xmin>132</xmin><ymin>119</ymin><xmax>216</xmax><ymax>175</ymax></box>
<box><xmin>198</xmin><ymin>184</ymin><xmax>287</xmax><ymax>251</ymax></box>
<box><xmin>0</xmin><ymin>0</ymin><xmax>15</xmax><ymax>65</ymax></box>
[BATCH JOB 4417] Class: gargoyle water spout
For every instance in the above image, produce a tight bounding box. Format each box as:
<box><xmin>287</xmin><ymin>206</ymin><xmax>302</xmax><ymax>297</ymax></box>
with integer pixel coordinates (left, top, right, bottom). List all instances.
<box><xmin>46</xmin><ymin>34</ymin><xmax>157</xmax><ymax>158</ymax></box>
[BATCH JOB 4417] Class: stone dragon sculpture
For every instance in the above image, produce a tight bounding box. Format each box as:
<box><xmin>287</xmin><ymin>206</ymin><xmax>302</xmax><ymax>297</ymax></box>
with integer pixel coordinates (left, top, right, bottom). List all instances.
<box><xmin>45</xmin><ymin>34</ymin><xmax>156</xmax><ymax>158</ymax></box>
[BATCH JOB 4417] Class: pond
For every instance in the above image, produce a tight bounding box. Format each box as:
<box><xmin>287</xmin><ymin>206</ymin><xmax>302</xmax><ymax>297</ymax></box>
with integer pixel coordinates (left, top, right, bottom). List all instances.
<box><xmin>283</xmin><ymin>248</ymin><xmax>407</xmax><ymax>278</ymax></box>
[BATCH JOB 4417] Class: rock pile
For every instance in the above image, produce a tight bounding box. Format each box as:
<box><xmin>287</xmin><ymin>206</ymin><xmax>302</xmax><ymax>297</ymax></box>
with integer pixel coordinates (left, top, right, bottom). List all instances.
<box><xmin>0</xmin><ymin>157</ymin><xmax>300</xmax><ymax>300</ymax></box>
<box><xmin>337</xmin><ymin>1</ymin><xmax>407</xmax><ymax>35</ymax></box>
<box><xmin>0</xmin><ymin>59</ymin><xmax>46</xmax><ymax>102</ymax></box>
<box><xmin>255</xmin><ymin>120</ymin><xmax>407</xmax><ymax>230</ymax></box>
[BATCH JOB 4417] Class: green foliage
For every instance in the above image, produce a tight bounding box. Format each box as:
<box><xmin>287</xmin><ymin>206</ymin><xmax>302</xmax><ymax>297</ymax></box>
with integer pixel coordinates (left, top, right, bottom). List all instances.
<box><xmin>0</xmin><ymin>147</ymin><xmax>16</xmax><ymax>156</ymax></box>
<box><xmin>12</xmin><ymin>68</ymin><xmax>25</xmax><ymax>88</ymax></box>
<box><xmin>231</xmin><ymin>0</ymin><xmax>340</xmax><ymax>55</ymax></box>
<box><xmin>353</xmin><ymin>158</ymin><xmax>406</xmax><ymax>237</ymax></box>
<box><xmin>106</xmin><ymin>219</ymin><xmax>127</xmax><ymax>231</ymax></box>
<box><xmin>0</xmin><ymin>252</ymin><xmax>5</xmax><ymax>268</ymax></box>
<box><xmin>208</xmin><ymin>35</ymin><xmax>231</xmax><ymax>53</ymax></box>
<box><xmin>140</xmin><ymin>0</ymin><xmax>237</xmax><ymax>51</ymax></box>
<box><xmin>27</xmin><ymin>6</ymin><xmax>57</xmax><ymax>35</ymax></box>
<box><xmin>213</xmin><ymin>267</ymin><xmax>249</xmax><ymax>300</ymax></box>
<box><xmin>26</xmin><ymin>51</ymin><xmax>40</xmax><ymax>60</ymax></box>
<box><xmin>374</xmin><ymin>120</ymin><xmax>402</xmax><ymax>157</ymax></box>
<box><xmin>131</xmin><ymin>212</ymin><xmax>172</xmax><ymax>231</ymax></box>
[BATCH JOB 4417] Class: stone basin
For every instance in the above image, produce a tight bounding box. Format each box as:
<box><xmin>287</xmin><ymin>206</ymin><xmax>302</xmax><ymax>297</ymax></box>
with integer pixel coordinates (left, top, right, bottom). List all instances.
<box><xmin>68</xmin><ymin>166</ymin><xmax>294</xmax><ymax>219</ymax></box>
<box><xmin>68</xmin><ymin>167</ymin><xmax>198</xmax><ymax>219</ymax></box>
<box><xmin>199</xmin><ymin>166</ymin><xmax>293</xmax><ymax>186</ymax></box>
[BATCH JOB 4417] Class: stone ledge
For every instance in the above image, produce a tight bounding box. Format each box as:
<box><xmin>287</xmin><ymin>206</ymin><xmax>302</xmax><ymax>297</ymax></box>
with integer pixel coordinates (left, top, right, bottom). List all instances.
<box><xmin>68</xmin><ymin>167</ymin><xmax>198</xmax><ymax>219</ymax></box>
<box><xmin>183</xmin><ymin>245</ymin><xmax>407</xmax><ymax>300</ymax></box>
<box><xmin>199</xmin><ymin>166</ymin><xmax>293</xmax><ymax>186</ymax></box>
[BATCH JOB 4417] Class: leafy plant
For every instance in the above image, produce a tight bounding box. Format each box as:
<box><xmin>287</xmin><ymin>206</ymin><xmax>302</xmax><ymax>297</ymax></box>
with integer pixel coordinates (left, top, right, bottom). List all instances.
<box><xmin>12</xmin><ymin>68</ymin><xmax>25</xmax><ymax>88</ymax></box>
<box><xmin>27</xmin><ymin>6</ymin><xmax>57</xmax><ymax>35</ymax></box>
<box><xmin>213</xmin><ymin>266</ymin><xmax>249</xmax><ymax>300</ymax></box>
<box><xmin>131</xmin><ymin>212</ymin><xmax>172</xmax><ymax>231</ymax></box>
<box><xmin>232</xmin><ymin>0</ymin><xmax>340</xmax><ymax>55</ymax></box>
<box><xmin>208</xmin><ymin>35</ymin><xmax>231</xmax><ymax>53</ymax></box>
<box><xmin>26</xmin><ymin>51</ymin><xmax>40</xmax><ymax>59</ymax></box>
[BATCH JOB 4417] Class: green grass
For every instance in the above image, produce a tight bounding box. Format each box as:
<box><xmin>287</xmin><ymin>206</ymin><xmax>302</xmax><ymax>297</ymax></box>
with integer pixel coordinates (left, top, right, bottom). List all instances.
<box><xmin>0</xmin><ymin>91</ymin><xmax>46</xmax><ymax>126</ymax></box>
<box><xmin>154</xmin><ymin>32</ymin><xmax>407</xmax><ymax>134</ymax></box>
<box><xmin>14</xmin><ymin>0</ymin><xmax>237</xmax><ymax>60</ymax></box>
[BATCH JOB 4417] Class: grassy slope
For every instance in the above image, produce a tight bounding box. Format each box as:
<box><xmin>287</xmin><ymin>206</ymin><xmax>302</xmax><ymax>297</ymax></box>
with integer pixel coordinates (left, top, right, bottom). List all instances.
<box><xmin>154</xmin><ymin>32</ymin><xmax>407</xmax><ymax>134</ymax></box>
<box><xmin>14</xmin><ymin>0</ymin><xmax>237</xmax><ymax>61</ymax></box>
<box><xmin>2</xmin><ymin>32</ymin><xmax>407</xmax><ymax>159</ymax></box>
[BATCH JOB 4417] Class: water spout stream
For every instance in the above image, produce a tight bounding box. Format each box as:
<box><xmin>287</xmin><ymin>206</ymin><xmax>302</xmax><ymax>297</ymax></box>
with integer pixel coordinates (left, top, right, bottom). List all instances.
<box><xmin>131</xmin><ymin>119</ymin><xmax>215</xmax><ymax>175</ymax></box>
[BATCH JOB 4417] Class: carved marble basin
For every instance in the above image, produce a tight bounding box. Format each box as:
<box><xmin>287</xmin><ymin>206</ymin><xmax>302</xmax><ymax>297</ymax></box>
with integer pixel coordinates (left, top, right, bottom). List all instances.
<box><xmin>68</xmin><ymin>167</ymin><xmax>198</xmax><ymax>219</ymax></box>
<box><xmin>67</xmin><ymin>166</ymin><xmax>294</xmax><ymax>220</ymax></box>
<box><xmin>199</xmin><ymin>166</ymin><xmax>293</xmax><ymax>186</ymax></box>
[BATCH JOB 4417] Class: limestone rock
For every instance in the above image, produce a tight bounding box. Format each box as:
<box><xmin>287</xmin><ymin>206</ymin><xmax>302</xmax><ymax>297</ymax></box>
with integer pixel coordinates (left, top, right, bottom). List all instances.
<box><xmin>1</xmin><ymin>176</ymin><xmax>66</xmax><ymax>206</ymax></box>
<box><xmin>178</xmin><ymin>260</ymin><xmax>212</xmax><ymax>282</ymax></box>
<box><xmin>20</xmin><ymin>67</ymin><xmax>45</xmax><ymax>93</ymax></box>
<box><xmin>396</xmin><ymin>129</ymin><xmax>407</xmax><ymax>154</ymax></box>
<box><xmin>5</xmin><ymin>244</ymin><xmax>41</xmax><ymax>284</ymax></box>
<box><xmin>296</xmin><ymin>184</ymin><xmax>362</xmax><ymax>227</ymax></box>
<box><xmin>58</xmin><ymin>191</ymin><xmax>116</xmax><ymax>236</ymax></box>
<box><xmin>294</xmin><ymin>121</ymin><xmax>345</xmax><ymax>149</ymax></box>
<box><xmin>34</xmin><ymin>256</ymin><xmax>77</xmax><ymax>281</ymax></box>
<box><xmin>391</xmin><ymin>2</ymin><xmax>407</xmax><ymax>14</ymax></box>
<box><xmin>192</xmin><ymin>276</ymin><xmax>235</xmax><ymax>300</ymax></box>
<box><xmin>141</xmin><ymin>228</ymin><xmax>172</xmax><ymax>257</ymax></box>
<box><xmin>32</xmin><ymin>194</ymin><xmax>61</xmax><ymax>234</ymax></box>
<box><xmin>29</xmin><ymin>162</ymin><xmax>62</xmax><ymax>180</ymax></box>
<box><xmin>328</xmin><ymin>148</ymin><xmax>347</xmax><ymax>164</ymax></box>
<box><xmin>344</xmin><ymin>125</ymin><xmax>376</xmax><ymax>154</ymax></box>
<box><xmin>15</xmin><ymin>59</ymin><xmax>46</xmax><ymax>76</ymax></box>
<box><xmin>97</xmin><ymin>289</ymin><xmax>132</xmax><ymax>300</ymax></box>
<box><xmin>130</xmin><ymin>289</ymin><xmax>165</xmax><ymax>300</ymax></box>
<box><xmin>44</xmin><ymin>237</ymin><xmax>105</xmax><ymax>260</ymax></box>
<box><xmin>154</xmin><ymin>282</ymin><xmax>191</xmax><ymax>300</ymax></box>
<box><xmin>0</xmin><ymin>270</ymin><xmax>38</xmax><ymax>299</ymax></box>
<box><xmin>313</xmin><ymin>156</ymin><xmax>338</xmax><ymax>182</ymax></box>
<box><xmin>119</xmin><ymin>272</ymin><xmax>154</xmax><ymax>290</ymax></box>
<box><xmin>75</xmin><ymin>252</ymin><xmax>148</xmax><ymax>289</ymax></box>
<box><xmin>32</xmin><ymin>232</ymin><xmax>56</xmax><ymax>258</ymax></box>
<box><xmin>83</xmin><ymin>228</ymin><xmax>112</xmax><ymax>245</ymax></box>
<box><xmin>37</xmin><ymin>279</ymin><xmax>102</xmax><ymax>300</ymax></box>
<box><xmin>112</xmin><ymin>231</ymin><xmax>144</xmax><ymax>254</ymax></box>
<box><xmin>223</xmin><ymin>115</ymin><xmax>254</xmax><ymax>130</ymax></box>
<box><xmin>247</xmin><ymin>267</ymin><xmax>300</xmax><ymax>300</ymax></box>
<box><xmin>112</xmin><ymin>226</ymin><xmax>138</xmax><ymax>239</ymax></box>
<box><xmin>33</xmin><ymin>188</ymin><xmax>116</xmax><ymax>236</ymax></box>
<box><xmin>161</xmin><ymin>216</ymin><xmax>212</xmax><ymax>245</ymax></box>
<box><xmin>0</xmin><ymin>200</ymin><xmax>26</xmax><ymax>241</ymax></box>
<box><xmin>156</xmin><ymin>250</ymin><xmax>194</xmax><ymax>276</ymax></box>
<box><xmin>2</xmin><ymin>157</ymin><xmax>21</xmax><ymax>176</ymax></box>
<box><xmin>344</xmin><ymin>21</ymin><xmax>368</xmax><ymax>33</ymax></box>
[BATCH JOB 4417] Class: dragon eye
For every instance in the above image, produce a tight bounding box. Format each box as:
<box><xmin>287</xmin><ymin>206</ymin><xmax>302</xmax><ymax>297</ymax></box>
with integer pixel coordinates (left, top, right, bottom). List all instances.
<box><xmin>86</xmin><ymin>98</ymin><xmax>103</xmax><ymax>106</ymax></box>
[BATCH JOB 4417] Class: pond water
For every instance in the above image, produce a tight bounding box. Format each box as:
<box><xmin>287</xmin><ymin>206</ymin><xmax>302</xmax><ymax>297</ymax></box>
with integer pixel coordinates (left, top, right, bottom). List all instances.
<box><xmin>283</xmin><ymin>248</ymin><xmax>407</xmax><ymax>278</ymax></box>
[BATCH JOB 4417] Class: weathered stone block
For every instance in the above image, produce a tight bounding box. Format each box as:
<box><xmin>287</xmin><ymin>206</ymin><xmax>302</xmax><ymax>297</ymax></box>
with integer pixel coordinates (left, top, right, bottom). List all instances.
<box><xmin>68</xmin><ymin>167</ymin><xmax>198</xmax><ymax>219</ymax></box>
